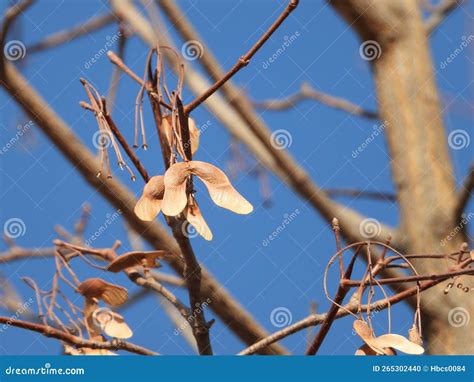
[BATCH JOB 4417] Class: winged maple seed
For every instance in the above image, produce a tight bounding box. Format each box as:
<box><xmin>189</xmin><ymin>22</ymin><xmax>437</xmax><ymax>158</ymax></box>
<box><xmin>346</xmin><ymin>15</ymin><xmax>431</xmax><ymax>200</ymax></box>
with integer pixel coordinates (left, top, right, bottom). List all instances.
<box><xmin>77</xmin><ymin>278</ymin><xmax>128</xmax><ymax>307</ymax></box>
<box><xmin>92</xmin><ymin>308</ymin><xmax>133</xmax><ymax>339</ymax></box>
<box><xmin>162</xmin><ymin>115</ymin><xmax>200</xmax><ymax>157</ymax></box>
<box><xmin>106</xmin><ymin>250</ymin><xmax>169</xmax><ymax>273</ymax></box>
<box><xmin>353</xmin><ymin>319</ymin><xmax>424</xmax><ymax>355</ymax></box>
<box><xmin>134</xmin><ymin>160</ymin><xmax>253</xmax><ymax>241</ymax></box>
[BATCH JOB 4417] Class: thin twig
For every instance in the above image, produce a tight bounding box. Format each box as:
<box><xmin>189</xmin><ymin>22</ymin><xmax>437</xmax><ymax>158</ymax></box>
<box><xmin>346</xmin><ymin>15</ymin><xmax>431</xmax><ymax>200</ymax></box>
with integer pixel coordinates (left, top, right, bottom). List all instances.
<box><xmin>184</xmin><ymin>0</ymin><xmax>299</xmax><ymax>113</ymax></box>
<box><xmin>425</xmin><ymin>0</ymin><xmax>464</xmax><ymax>34</ymax></box>
<box><xmin>0</xmin><ymin>317</ymin><xmax>158</xmax><ymax>355</ymax></box>
<box><xmin>253</xmin><ymin>82</ymin><xmax>379</xmax><ymax>119</ymax></box>
<box><xmin>27</xmin><ymin>13</ymin><xmax>116</xmax><ymax>52</ymax></box>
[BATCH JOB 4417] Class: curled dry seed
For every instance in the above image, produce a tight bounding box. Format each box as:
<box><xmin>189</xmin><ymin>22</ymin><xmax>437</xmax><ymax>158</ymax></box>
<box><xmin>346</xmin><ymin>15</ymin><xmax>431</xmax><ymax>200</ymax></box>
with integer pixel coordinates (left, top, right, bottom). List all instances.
<box><xmin>106</xmin><ymin>250</ymin><xmax>169</xmax><ymax>273</ymax></box>
<box><xmin>162</xmin><ymin>115</ymin><xmax>200</xmax><ymax>156</ymax></box>
<box><xmin>134</xmin><ymin>176</ymin><xmax>165</xmax><ymax>221</ymax></box>
<box><xmin>77</xmin><ymin>278</ymin><xmax>128</xmax><ymax>306</ymax></box>
<box><xmin>92</xmin><ymin>308</ymin><xmax>133</xmax><ymax>339</ymax></box>
<box><xmin>162</xmin><ymin>161</ymin><xmax>253</xmax><ymax>216</ymax></box>
<box><xmin>408</xmin><ymin>323</ymin><xmax>423</xmax><ymax>346</ymax></box>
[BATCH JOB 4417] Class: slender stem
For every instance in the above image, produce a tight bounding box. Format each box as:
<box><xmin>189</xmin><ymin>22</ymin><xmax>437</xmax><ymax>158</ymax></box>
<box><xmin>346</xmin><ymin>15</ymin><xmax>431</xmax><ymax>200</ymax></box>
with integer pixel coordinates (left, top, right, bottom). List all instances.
<box><xmin>184</xmin><ymin>0</ymin><xmax>299</xmax><ymax>113</ymax></box>
<box><xmin>0</xmin><ymin>317</ymin><xmax>158</xmax><ymax>355</ymax></box>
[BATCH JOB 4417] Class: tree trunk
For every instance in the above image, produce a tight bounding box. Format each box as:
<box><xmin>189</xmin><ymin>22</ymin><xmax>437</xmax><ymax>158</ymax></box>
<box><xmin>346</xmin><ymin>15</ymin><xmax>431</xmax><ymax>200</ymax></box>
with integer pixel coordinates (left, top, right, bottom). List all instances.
<box><xmin>330</xmin><ymin>0</ymin><xmax>472</xmax><ymax>354</ymax></box>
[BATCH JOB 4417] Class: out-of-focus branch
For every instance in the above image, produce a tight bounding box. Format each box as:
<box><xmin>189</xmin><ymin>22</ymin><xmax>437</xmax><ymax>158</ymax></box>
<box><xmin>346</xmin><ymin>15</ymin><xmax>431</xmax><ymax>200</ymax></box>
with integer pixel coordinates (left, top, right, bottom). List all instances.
<box><xmin>253</xmin><ymin>82</ymin><xmax>379</xmax><ymax>119</ymax></box>
<box><xmin>0</xmin><ymin>317</ymin><xmax>158</xmax><ymax>355</ymax></box>
<box><xmin>27</xmin><ymin>13</ymin><xmax>116</xmax><ymax>52</ymax></box>
<box><xmin>0</xmin><ymin>62</ymin><xmax>286</xmax><ymax>355</ymax></box>
<box><xmin>239</xmin><ymin>256</ymin><xmax>472</xmax><ymax>355</ymax></box>
<box><xmin>0</xmin><ymin>0</ymin><xmax>33</xmax><ymax>72</ymax></box>
<box><xmin>324</xmin><ymin>188</ymin><xmax>396</xmax><ymax>202</ymax></box>
<box><xmin>124</xmin><ymin>0</ymin><xmax>399</xmax><ymax>248</ymax></box>
<box><xmin>425</xmin><ymin>0</ymin><xmax>464</xmax><ymax>34</ymax></box>
<box><xmin>455</xmin><ymin>164</ymin><xmax>474</xmax><ymax>221</ymax></box>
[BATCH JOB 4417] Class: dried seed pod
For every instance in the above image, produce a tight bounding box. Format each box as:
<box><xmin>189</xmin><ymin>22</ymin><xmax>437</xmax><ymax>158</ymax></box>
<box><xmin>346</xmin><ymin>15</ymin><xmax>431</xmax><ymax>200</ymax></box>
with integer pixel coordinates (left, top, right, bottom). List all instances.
<box><xmin>134</xmin><ymin>176</ymin><xmax>165</xmax><ymax>221</ymax></box>
<box><xmin>373</xmin><ymin>334</ymin><xmax>424</xmax><ymax>355</ymax></box>
<box><xmin>187</xmin><ymin>117</ymin><xmax>200</xmax><ymax>155</ymax></box>
<box><xmin>408</xmin><ymin>324</ymin><xmax>423</xmax><ymax>346</ymax></box>
<box><xmin>185</xmin><ymin>202</ymin><xmax>213</xmax><ymax>241</ymax></box>
<box><xmin>77</xmin><ymin>278</ymin><xmax>128</xmax><ymax>306</ymax></box>
<box><xmin>162</xmin><ymin>161</ymin><xmax>253</xmax><ymax>216</ymax></box>
<box><xmin>106</xmin><ymin>250</ymin><xmax>169</xmax><ymax>273</ymax></box>
<box><xmin>352</xmin><ymin>319</ymin><xmax>386</xmax><ymax>355</ymax></box>
<box><xmin>92</xmin><ymin>308</ymin><xmax>133</xmax><ymax>339</ymax></box>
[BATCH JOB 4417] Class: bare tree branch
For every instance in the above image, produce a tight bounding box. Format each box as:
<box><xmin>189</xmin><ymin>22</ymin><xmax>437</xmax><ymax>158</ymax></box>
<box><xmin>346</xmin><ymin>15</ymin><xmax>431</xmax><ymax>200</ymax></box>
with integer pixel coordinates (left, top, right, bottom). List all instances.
<box><xmin>27</xmin><ymin>13</ymin><xmax>116</xmax><ymax>52</ymax></box>
<box><xmin>0</xmin><ymin>317</ymin><xmax>158</xmax><ymax>355</ymax></box>
<box><xmin>253</xmin><ymin>82</ymin><xmax>379</xmax><ymax>119</ymax></box>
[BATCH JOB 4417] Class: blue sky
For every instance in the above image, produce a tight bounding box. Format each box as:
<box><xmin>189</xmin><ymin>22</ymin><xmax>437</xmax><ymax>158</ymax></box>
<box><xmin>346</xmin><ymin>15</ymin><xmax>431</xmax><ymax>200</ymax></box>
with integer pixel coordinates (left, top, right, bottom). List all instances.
<box><xmin>0</xmin><ymin>0</ymin><xmax>472</xmax><ymax>355</ymax></box>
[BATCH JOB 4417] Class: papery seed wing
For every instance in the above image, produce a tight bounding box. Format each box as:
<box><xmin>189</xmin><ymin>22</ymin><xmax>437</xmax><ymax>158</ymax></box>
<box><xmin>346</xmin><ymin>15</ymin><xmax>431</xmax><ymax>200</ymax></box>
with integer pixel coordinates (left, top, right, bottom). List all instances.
<box><xmin>103</xmin><ymin>312</ymin><xmax>133</xmax><ymax>339</ymax></box>
<box><xmin>352</xmin><ymin>319</ymin><xmax>386</xmax><ymax>355</ymax></box>
<box><xmin>82</xmin><ymin>349</ymin><xmax>118</xmax><ymax>356</ymax></box>
<box><xmin>134</xmin><ymin>176</ymin><xmax>165</xmax><ymax>221</ymax></box>
<box><xmin>101</xmin><ymin>284</ymin><xmax>128</xmax><ymax>307</ymax></box>
<box><xmin>373</xmin><ymin>334</ymin><xmax>424</xmax><ymax>355</ymax></box>
<box><xmin>134</xmin><ymin>196</ymin><xmax>163</xmax><ymax>221</ymax></box>
<box><xmin>185</xmin><ymin>203</ymin><xmax>213</xmax><ymax>241</ymax></box>
<box><xmin>354</xmin><ymin>344</ymin><xmax>377</xmax><ymax>356</ymax></box>
<box><xmin>162</xmin><ymin>162</ymin><xmax>190</xmax><ymax>216</ymax></box>
<box><xmin>162</xmin><ymin>116</ymin><xmax>175</xmax><ymax>150</ymax></box>
<box><xmin>190</xmin><ymin>161</ymin><xmax>253</xmax><ymax>214</ymax></box>
<box><xmin>188</xmin><ymin>117</ymin><xmax>200</xmax><ymax>155</ymax></box>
